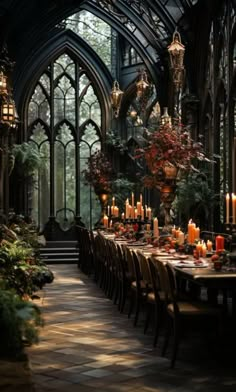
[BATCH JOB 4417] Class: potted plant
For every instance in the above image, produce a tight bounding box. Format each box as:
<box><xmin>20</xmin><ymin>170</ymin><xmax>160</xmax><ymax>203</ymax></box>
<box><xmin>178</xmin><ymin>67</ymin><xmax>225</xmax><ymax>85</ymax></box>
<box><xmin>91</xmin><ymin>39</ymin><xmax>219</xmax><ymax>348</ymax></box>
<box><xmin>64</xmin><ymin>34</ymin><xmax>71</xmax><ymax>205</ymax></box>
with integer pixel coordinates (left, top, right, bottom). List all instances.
<box><xmin>11</xmin><ymin>142</ymin><xmax>42</xmax><ymax>179</ymax></box>
<box><xmin>0</xmin><ymin>285</ymin><xmax>43</xmax><ymax>389</ymax></box>
<box><xmin>0</xmin><ymin>235</ymin><xmax>54</xmax><ymax>298</ymax></box>
<box><xmin>0</xmin><ymin>219</ymin><xmax>54</xmax><ymax>296</ymax></box>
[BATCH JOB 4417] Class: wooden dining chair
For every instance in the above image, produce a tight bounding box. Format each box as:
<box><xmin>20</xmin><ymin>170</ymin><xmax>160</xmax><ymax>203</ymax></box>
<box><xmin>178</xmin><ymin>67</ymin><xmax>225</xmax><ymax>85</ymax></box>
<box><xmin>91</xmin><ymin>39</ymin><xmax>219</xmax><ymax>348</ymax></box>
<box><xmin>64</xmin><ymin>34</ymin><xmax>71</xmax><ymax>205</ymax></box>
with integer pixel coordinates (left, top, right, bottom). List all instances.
<box><xmin>147</xmin><ymin>257</ymin><xmax>166</xmax><ymax>347</ymax></box>
<box><xmin>115</xmin><ymin>243</ymin><xmax>131</xmax><ymax>313</ymax></box>
<box><xmin>156</xmin><ymin>260</ymin><xmax>222</xmax><ymax>368</ymax></box>
<box><xmin>128</xmin><ymin>250</ymin><xmax>151</xmax><ymax>326</ymax></box>
<box><xmin>136</xmin><ymin>251</ymin><xmax>154</xmax><ymax>334</ymax></box>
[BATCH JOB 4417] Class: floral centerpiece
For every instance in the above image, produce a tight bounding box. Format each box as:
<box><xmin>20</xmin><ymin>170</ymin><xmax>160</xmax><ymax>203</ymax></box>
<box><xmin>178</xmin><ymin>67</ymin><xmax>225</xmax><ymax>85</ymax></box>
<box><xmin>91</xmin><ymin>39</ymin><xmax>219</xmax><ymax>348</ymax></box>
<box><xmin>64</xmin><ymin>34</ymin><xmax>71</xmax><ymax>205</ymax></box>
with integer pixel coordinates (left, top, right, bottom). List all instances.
<box><xmin>136</xmin><ymin>122</ymin><xmax>212</xmax><ymax>230</ymax></box>
<box><xmin>82</xmin><ymin>150</ymin><xmax>112</xmax><ymax>194</ymax></box>
<box><xmin>137</xmin><ymin>122</ymin><xmax>211</xmax><ymax>188</ymax></box>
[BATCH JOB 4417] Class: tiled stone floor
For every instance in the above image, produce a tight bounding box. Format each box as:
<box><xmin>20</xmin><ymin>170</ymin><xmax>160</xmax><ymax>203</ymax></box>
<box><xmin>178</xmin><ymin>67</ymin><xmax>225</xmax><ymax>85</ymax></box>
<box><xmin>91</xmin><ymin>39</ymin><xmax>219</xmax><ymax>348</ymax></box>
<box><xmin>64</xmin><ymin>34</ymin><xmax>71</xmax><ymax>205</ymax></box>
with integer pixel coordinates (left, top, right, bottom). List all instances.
<box><xmin>23</xmin><ymin>264</ymin><xmax>236</xmax><ymax>391</ymax></box>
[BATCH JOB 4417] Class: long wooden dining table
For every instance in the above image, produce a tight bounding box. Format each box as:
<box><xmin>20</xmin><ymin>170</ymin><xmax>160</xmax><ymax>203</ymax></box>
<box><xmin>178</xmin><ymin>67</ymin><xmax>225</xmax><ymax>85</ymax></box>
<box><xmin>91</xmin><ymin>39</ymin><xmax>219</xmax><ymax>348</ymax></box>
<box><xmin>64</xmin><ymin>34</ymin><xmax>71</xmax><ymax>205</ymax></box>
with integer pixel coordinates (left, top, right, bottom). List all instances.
<box><xmin>110</xmin><ymin>235</ymin><xmax>236</xmax><ymax>320</ymax></box>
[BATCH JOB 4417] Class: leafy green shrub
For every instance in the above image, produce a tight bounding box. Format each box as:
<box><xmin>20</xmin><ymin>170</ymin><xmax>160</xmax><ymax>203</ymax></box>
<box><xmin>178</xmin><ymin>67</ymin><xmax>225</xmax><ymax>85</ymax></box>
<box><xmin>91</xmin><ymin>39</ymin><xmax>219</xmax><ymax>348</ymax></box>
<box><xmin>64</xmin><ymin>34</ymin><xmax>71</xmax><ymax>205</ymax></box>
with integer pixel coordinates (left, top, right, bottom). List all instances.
<box><xmin>0</xmin><ymin>240</ymin><xmax>54</xmax><ymax>297</ymax></box>
<box><xmin>0</xmin><ymin>288</ymin><xmax>43</xmax><ymax>359</ymax></box>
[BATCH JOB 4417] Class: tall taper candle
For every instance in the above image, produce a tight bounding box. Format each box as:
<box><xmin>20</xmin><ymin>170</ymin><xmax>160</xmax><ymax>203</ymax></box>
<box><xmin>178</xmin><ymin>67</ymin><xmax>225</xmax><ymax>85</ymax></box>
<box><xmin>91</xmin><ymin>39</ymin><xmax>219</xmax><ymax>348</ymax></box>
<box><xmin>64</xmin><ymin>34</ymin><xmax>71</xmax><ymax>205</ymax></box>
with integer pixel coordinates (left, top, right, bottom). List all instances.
<box><xmin>226</xmin><ymin>193</ymin><xmax>230</xmax><ymax>224</ymax></box>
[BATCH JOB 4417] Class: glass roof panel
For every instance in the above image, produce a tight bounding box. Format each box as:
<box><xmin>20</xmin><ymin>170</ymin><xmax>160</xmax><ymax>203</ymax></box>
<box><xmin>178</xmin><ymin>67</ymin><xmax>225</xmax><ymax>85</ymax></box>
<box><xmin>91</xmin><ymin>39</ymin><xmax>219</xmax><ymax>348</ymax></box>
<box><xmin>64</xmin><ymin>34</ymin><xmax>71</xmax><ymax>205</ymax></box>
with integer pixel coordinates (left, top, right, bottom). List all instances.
<box><xmin>64</xmin><ymin>10</ymin><xmax>112</xmax><ymax>71</ymax></box>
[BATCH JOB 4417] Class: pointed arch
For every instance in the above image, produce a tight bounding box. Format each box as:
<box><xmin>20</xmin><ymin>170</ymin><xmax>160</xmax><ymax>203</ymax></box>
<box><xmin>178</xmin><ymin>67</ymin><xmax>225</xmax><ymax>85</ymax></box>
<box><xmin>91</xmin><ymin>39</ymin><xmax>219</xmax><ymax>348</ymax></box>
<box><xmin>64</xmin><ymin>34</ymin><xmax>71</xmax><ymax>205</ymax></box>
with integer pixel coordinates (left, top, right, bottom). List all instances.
<box><xmin>15</xmin><ymin>29</ymin><xmax>112</xmax><ymax>137</ymax></box>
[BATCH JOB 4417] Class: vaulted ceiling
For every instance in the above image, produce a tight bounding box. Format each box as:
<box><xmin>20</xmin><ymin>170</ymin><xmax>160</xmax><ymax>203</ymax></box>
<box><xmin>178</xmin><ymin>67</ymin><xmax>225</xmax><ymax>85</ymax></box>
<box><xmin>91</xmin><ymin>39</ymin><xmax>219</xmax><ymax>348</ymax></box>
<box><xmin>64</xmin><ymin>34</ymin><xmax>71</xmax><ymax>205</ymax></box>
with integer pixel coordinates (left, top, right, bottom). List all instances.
<box><xmin>0</xmin><ymin>0</ymin><xmax>222</xmax><ymax>102</ymax></box>
<box><xmin>0</xmin><ymin>0</ymin><xmax>210</xmax><ymax>62</ymax></box>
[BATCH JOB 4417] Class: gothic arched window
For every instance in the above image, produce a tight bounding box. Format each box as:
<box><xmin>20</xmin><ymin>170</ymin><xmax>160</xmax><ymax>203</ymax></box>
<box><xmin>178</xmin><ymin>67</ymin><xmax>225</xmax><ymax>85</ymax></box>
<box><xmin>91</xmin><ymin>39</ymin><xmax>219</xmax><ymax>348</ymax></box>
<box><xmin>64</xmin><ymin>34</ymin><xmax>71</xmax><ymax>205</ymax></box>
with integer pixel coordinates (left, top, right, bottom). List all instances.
<box><xmin>27</xmin><ymin>52</ymin><xmax>103</xmax><ymax>230</ymax></box>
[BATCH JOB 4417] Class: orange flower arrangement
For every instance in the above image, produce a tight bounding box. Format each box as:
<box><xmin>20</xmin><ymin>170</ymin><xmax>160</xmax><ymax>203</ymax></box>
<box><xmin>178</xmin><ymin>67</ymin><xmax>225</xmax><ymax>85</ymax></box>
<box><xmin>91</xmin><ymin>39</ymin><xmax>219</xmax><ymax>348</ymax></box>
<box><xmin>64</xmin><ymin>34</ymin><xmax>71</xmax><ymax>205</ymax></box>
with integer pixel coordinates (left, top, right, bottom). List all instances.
<box><xmin>137</xmin><ymin>123</ymin><xmax>210</xmax><ymax>188</ymax></box>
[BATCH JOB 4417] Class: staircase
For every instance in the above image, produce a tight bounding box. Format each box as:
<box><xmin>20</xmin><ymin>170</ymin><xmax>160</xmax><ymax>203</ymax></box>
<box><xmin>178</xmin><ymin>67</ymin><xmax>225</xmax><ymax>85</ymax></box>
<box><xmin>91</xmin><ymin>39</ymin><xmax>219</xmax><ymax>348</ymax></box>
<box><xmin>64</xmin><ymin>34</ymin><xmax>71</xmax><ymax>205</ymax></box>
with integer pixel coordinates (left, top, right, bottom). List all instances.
<box><xmin>40</xmin><ymin>241</ymin><xmax>79</xmax><ymax>264</ymax></box>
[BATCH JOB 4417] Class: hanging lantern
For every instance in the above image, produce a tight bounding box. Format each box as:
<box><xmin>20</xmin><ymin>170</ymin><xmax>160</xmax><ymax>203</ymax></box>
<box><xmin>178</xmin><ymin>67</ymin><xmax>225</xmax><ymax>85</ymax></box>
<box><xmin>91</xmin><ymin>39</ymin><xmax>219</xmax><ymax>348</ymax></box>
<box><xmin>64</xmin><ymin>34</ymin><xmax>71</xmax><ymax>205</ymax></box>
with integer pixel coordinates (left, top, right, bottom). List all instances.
<box><xmin>110</xmin><ymin>80</ymin><xmax>123</xmax><ymax>118</ymax></box>
<box><xmin>136</xmin><ymin>69</ymin><xmax>149</xmax><ymax>98</ymax></box>
<box><xmin>0</xmin><ymin>71</ymin><xmax>7</xmax><ymax>94</ymax></box>
<box><xmin>129</xmin><ymin>108</ymin><xmax>137</xmax><ymax>119</ymax></box>
<box><xmin>134</xmin><ymin>115</ymin><xmax>143</xmax><ymax>126</ymax></box>
<box><xmin>0</xmin><ymin>93</ymin><xmax>16</xmax><ymax>126</ymax></box>
<box><xmin>168</xmin><ymin>30</ymin><xmax>185</xmax><ymax>89</ymax></box>
<box><xmin>161</xmin><ymin>107</ymin><xmax>172</xmax><ymax>126</ymax></box>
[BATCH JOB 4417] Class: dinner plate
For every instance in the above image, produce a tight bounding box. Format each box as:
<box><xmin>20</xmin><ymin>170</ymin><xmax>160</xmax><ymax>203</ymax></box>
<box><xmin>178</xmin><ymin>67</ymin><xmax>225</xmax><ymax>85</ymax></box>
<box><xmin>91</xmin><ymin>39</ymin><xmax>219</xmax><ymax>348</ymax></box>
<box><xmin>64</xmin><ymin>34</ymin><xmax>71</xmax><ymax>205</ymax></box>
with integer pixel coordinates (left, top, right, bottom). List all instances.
<box><xmin>172</xmin><ymin>254</ymin><xmax>188</xmax><ymax>260</ymax></box>
<box><xmin>129</xmin><ymin>242</ymin><xmax>146</xmax><ymax>246</ymax></box>
<box><xmin>171</xmin><ymin>260</ymin><xmax>209</xmax><ymax>268</ymax></box>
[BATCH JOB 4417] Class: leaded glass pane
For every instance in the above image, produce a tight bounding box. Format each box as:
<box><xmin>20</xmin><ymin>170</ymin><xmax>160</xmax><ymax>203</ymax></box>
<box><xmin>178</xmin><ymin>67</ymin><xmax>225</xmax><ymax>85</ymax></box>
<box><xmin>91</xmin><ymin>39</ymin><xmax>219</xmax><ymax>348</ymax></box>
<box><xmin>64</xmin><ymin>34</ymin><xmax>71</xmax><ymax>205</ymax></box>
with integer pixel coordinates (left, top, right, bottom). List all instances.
<box><xmin>79</xmin><ymin>73</ymin><xmax>90</xmax><ymax>94</ymax></box>
<box><xmin>66</xmin><ymin>141</ymin><xmax>76</xmax><ymax>211</ymax></box>
<box><xmin>79</xmin><ymin>85</ymin><xmax>101</xmax><ymax>126</ymax></box>
<box><xmin>31</xmin><ymin>122</ymin><xmax>48</xmax><ymax>144</ymax></box>
<box><xmin>91</xmin><ymin>140</ymin><xmax>101</xmax><ymax>155</ymax></box>
<box><xmin>54</xmin><ymin>76</ymin><xmax>76</xmax><ymax>125</ymax></box>
<box><xmin>80</xmin><ymin>102</ymin><xmax>90</xmax><ymax>125</ymax></box>
<box><xmin>54</xmin><ymin>62</ymin><xmax>64</xmax><ymax>79</ymax></box>
<box><xmin>54</xmin><ymin>54</ymin><xmax>75</xmax><ymax>78</ymax></box>
<box><xmin>31</xmin><ymin>84</ymin><xmax>46</xmax><ymax>104</ymax></box>
<box><xmin>30</xmin><ymin>126</ymin><xmax>50</xmax><ymax>230</ymax></box>
<box><xmin>28</xmin><ymin>101</ymin><xmax>38</xmax><ymax>125</ymax></box>
<box><xmin>28</xmin><ymin>84</ymin><xmax>50</xmax><ymax>125</ymax></box>
<box><xmin>39</xmin><ymin>73</ymin><xmax>50</xmax><ymax>95</ymax></box>
<box><xmin>55</xmin><ymin>140</ymin><xmax>65</xmax><ymax>216</ymax></box>
<box><xmin>39</xmin><ymin>100</ymin><xmax>50</xmax><ymax>125</ymax></box>
<box><xmin>91</xmin><ymin>101</ymin><xmax>101</xmax><ymax>127</ymax></box>
<box><xmin>38</xmin><ymin>142</ymin><xmax>50</xmax><ymax>230</ymax></box>
<box><xmin>55</xmin><ymin>124</ymin><xmax>75</xmax><ymax>226</ymax></box>
<box><xmin>81</xmin><ymin>123</ymin><xmax>100</xmax><ymax>144</ymax></box>
<box><xmin>57</xmin><ymin>123</ymin><xmax>73</xmax><ymax>144</ymax></box>
<box><xmin>80</xmin><ymin>141</ymin><xmax>100</xmax><ymax>229</ymax></box>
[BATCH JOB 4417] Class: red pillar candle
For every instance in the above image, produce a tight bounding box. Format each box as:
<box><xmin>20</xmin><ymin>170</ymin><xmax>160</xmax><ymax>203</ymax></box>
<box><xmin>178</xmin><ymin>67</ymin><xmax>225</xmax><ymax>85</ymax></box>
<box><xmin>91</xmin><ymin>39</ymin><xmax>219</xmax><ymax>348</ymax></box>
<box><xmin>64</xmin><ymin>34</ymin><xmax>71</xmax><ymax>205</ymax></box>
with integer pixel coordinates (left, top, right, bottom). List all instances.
<box><xmin>215</xmin><ymin>235</ymin><xmax>225</xmax><ymax>252</ymax></box>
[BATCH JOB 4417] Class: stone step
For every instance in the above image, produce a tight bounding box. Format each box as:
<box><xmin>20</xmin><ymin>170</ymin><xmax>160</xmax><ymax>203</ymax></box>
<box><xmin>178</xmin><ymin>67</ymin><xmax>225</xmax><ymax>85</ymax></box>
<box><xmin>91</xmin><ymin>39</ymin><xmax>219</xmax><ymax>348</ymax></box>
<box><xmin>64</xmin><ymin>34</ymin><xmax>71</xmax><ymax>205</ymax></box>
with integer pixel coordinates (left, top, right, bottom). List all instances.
<box><xmin>42</xmin><ymin>252</ymin><xmax>78</xmax><ymax>258</ymax></box>
<box><xmin>43</xmin><ymin>241</ymin><xmax>78</xmax><ymax>248</ymax></box>
<box><xmin>40</xmin><ymin>248</ymin><xmax>79</xmax><ymax>254</ymax></box>
<box><xmin>42</xmin><ymin>257</ymin><xmax>78</xmax><ymax>264</ymax></box>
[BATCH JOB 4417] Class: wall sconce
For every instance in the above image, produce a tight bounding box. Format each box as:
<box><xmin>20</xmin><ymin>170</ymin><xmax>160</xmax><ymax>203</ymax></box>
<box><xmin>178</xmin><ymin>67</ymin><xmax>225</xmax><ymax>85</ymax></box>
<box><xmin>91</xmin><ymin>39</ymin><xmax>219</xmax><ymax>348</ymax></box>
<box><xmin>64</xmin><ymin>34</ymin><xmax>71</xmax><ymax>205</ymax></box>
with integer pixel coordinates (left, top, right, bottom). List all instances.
<box><xmin>161</xmin><ymin>107</ymin><xmax>172</xmax><ymax>126</ymax></box>
<box><xmin>110</xmin><ymin>80</ymin><xmax>123</xmax><ymax>118</ymax></box>
<box><xmin>136</xmin><ymin>69</ymin><xmax>150</xmax><ymax>98</ymax></box>
<box><xmin>168</xmin><ymin>30</ymin><xmax>185</xmax><ymax>90</ymax></box>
